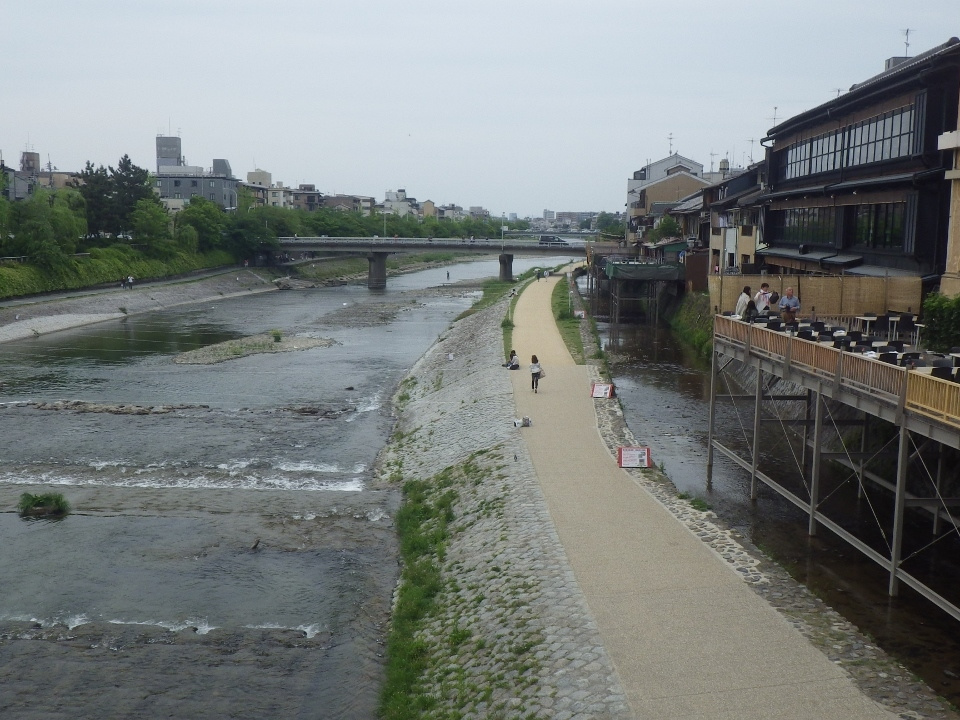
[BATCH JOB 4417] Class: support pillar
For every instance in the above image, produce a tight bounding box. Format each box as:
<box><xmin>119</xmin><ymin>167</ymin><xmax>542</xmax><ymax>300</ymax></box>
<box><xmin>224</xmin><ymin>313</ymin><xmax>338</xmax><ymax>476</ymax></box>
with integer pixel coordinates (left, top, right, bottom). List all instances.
<box><xmin>706</xmin><ymin>339</ymin><xmax>718</xmax><ymax>487</ymax></box>
<box><xmin>367</xmin><ymin>252</ymin><xmax>388</xmax><ymax>290</ymax></box>
<box><xmin>808</xmin><ymin>390</ymin><xmax>824</xmax><ymax>536</ymax></box>
<box><xmin>498</xmin><ymin>253</ymin><xmax>514</xmax><ymax>282</ymax></box>
<box><xmin>936</xmin><ymin>99</ymin><xmax>960</xmax><ymax>297</ymax></box>
<box><xmin>889</xmin><ymin>423</ymin><xmax>910</xmax><ymax>596</ymax></box>
<box><xmin>750</xmin><ymin>367</ymin><xmax>763</xmax><ymax>501</ymax></box>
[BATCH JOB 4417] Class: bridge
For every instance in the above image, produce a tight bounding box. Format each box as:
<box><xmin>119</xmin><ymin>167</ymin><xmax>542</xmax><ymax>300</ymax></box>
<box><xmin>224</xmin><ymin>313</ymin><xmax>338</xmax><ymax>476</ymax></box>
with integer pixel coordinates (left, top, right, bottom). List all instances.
<box><xmin>277</xmin><ymin>236</ymin><xmax>588</xmax><ymax>288</ymax></box>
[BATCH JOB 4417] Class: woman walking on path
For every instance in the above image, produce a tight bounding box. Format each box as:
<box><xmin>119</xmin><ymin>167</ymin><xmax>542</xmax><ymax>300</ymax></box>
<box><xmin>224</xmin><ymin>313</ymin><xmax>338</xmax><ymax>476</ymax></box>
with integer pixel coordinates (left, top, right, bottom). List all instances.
<box><xmin>530</xmin><ymin>354</ymin><xmax>542</xmax><ymax>392</ymax></box>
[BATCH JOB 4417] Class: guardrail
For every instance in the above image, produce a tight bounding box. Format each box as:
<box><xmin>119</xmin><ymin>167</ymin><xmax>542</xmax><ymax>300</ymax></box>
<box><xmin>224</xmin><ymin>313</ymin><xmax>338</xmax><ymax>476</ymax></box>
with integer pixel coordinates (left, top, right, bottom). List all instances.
<box><xmin>714</xmin><ymin>315</ymin><xmax>958</xmax><ymax>428</ymax></box>
<box><xmin>277</xmin><ymin>236</ymin><xmax>588</xmax><ymax>252</ymax></box>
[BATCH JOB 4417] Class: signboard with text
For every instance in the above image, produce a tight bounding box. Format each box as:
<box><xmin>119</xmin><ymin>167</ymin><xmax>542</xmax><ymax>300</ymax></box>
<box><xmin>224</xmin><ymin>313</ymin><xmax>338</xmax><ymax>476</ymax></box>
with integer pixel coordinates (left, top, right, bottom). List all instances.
<box><xmin>618</xmin><ymin>446</ymin><xmax>652</xmax><ymax>468</ymax></box>
<box><xmin>591</xmin><ymin>382</ymin><xmax>615</xmax><ymax>398</ymax></box>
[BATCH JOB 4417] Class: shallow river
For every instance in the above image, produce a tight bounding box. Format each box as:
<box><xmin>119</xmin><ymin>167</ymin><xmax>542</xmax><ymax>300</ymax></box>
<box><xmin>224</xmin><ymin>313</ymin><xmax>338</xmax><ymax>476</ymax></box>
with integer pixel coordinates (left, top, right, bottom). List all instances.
<box><xmin>0</xmin><ymin>257</ymin><xmax>557</xmax><ymax>719</ymax></box>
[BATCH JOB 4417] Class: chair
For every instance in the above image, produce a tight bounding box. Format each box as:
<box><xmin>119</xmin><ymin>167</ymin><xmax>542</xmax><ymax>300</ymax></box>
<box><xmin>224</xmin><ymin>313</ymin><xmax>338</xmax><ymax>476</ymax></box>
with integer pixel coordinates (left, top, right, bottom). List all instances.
<box><xmin>844</xmin><ymin>330</ymin><xmax>863</xmax><ymax>342</ymax></box>
<box><xmin>931</xmin><ymin>366</ymin><xmax>955</xmax><ymax>380</ymax></box>
<box><xmin>817</xmin><ymin>333</ymin><xmax>834</xmax><ymax>342</ymax></box>
<box><xmin>833</xmin><ymin>339</ymin><xmax>853</xmax><ymax>350</ymax></box>
<box><xmin>875</xmin><ymin>345</ymin><xmax>895</xmax><ymax>354</ymax></box>
<box><xmin>872</xmin><ymin>314</ymin><xmax>890</xmax><ymax>338</ymax></box>
<box><xmin>897</xmin><ymin>313</ymin><xmax>919</xmax><ymax>345</ymax></box>
<box><xmin>931</xmin><ymin>357</ymin><xmax>954</xmax><ymax>368</ymax></box>
<box><xmin>810</xmin><ymin>321</ymin><xmax>826</xmax><ymax>333</ymax></box>
<box><xmin>886</xmin><ymin>339</ymin><xmax>906</xmax><ymax>352</ymax></box>
<box><xmin>722</xmin><ymin>311</ymin><xmax>734</xmax><ymax>316</ymax></box>
<box><xmin>900</xmin><ymin>351</ymin><xmax>921</xmax><ymax>363</ymax></box>
<box><xmin>879</xmin><ymin>352</ymin><xmax>899</xmax><ymax>364</ymax></box>
<box><xmin>796</xmin><ymin>329</ymin><xmax>815</xmax><ymax>341</ymax></box>
<box><xmin>767</xmin><ymin>320</ymin><xmax>782</xmax><ymax>332</ymax></box>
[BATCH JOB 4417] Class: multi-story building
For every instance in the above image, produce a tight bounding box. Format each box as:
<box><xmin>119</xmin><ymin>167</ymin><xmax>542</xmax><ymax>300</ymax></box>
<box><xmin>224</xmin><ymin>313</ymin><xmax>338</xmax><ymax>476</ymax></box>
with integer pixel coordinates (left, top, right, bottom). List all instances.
<box><xmin>322</xmin><ymin>194</ymin><xmax>374</xmax><ymax>215</ymax></box>
<box><xmin>755</xmin><ymin>37</ymin><xmax>960</xmax><ymax>288</ymax></box>
<box><xmin>289</xmin><ymin>184</ymin><xmax>323</xmax><ymax>212</ymax></box>
<box><xmin>626</xmin><ymin>154</ymin><xmax>712</xmax><ymax>244</ymax></box>
<box><xmin>153</xmin><ymin>136</ymin><xmax>238</xmax><ymax>211</ymax></box>
<box><xmin>384</xmin><ymin>188</ymin><xmax>420</xmax><ymax>217</ymax></box>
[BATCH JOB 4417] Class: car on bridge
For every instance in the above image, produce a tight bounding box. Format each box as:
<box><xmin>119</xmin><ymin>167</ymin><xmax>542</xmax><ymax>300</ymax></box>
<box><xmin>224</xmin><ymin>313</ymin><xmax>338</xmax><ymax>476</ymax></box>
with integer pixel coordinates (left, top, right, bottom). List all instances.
<box><xmin>538</xmin><ymin>235</ymin><xmax>569</xmax><ymax>247</ymax></box>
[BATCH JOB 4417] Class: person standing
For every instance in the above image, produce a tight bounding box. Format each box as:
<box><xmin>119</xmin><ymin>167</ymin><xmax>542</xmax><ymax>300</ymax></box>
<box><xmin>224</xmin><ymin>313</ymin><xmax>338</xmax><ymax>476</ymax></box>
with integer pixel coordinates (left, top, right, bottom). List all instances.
<box><xmin>735</xmin><ymin>286</ymin><xmax>751</xmax><ymax>316</ymax></box>
<box><xmin>779</xmin><ymin>286</ymin><xmax>800</xmax><ymax>323</ymax></box>
<box><xmin>529</xmin><ymin>355</ymin><xmax>542</xmax><ymax>393</ymax></box>
<box><xmin>754</xmin><ymin>283</ymin><xmax>773</xmax><ymax>314</ymax></box>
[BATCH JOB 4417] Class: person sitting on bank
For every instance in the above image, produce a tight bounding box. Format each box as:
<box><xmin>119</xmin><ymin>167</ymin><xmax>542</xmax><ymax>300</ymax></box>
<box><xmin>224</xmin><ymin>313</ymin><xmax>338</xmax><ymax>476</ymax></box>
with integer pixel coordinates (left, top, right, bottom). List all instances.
<box><xmin>735</xmin><ymin>286</ymin><xmax>751</xmax><ymax>317</ymax></box>
<box><xmin>504</xmin><ymin>350</ymin><xmax>520</xmax><ymax>369</ymax></box>
<box><xmin>754</xmin><ymin>283</ymin><xmax>773</xmax><ymax>315</ymax></box>
<box><xmin>779</xmin><ymin>286</ymin><xmax>800</xmax><ymax>323</ymax></box>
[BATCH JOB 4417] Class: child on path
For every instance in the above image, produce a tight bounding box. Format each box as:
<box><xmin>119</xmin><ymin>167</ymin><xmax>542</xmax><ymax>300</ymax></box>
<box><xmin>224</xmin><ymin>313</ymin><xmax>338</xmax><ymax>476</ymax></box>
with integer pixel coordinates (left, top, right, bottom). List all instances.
<box><xmin>530</xmin><ymin>355</ymin><xmax>542</xmax><ymax>392</ymax></box>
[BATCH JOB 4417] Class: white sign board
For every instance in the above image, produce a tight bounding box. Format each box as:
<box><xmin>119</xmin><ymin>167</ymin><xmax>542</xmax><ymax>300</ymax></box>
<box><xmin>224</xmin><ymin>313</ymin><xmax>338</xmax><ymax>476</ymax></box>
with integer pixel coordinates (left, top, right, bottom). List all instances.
<box><xmin>618</xmin><ymin>446</ymin><xmax>652</xmax><ymax>468</ymax></box>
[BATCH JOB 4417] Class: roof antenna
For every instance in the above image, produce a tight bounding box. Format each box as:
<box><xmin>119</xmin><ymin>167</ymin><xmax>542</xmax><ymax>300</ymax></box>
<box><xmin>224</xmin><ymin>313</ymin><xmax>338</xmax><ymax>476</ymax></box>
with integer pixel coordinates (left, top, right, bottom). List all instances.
<box><xmin>668</xmin><ymin>132</ymin><xmax>674</xmax><ymax>155</ymax></box>
<box><xmin>902</xmin><ymin>28</ymin><xmax>912</xmax><ymax>57</ymax></box>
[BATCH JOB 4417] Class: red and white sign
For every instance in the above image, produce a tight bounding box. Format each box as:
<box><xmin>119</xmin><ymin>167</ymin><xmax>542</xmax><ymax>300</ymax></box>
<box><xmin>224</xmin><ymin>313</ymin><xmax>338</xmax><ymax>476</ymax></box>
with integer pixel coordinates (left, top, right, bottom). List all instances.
<box><xmin>590</xmin><ymin>382</ymin><xmax>614</xmax><ymax>398</ymax></box>
<box><xmin>618</xmin><ymin>446</ymin><xmax>652</xmax><ymax>468</ymax></box>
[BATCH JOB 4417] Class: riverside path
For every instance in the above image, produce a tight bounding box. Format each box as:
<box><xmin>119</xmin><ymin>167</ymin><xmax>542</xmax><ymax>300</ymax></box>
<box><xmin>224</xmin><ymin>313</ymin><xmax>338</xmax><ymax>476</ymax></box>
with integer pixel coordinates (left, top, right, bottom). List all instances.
<box><xmin>508</xmin><ymin>270</ymin><xmax>897</xmax><ymax>719</ymax></box>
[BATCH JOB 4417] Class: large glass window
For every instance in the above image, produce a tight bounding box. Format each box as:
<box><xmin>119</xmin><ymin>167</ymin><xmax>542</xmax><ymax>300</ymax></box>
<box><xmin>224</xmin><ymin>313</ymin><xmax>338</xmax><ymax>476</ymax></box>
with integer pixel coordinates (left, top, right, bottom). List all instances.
<box><xmin>850</xmin><ymin>202</ymin><xmax>906</xmax><ymax>250</ymax></box>
<box><xmin>777</xmin><ymin>104</ymin><xmax>914</xmax><ymax>181</ymax></box>
<box><xmin>770</xmin><ymin>207</ymin><xmax>837</xmax><ymax>245</ymax></box>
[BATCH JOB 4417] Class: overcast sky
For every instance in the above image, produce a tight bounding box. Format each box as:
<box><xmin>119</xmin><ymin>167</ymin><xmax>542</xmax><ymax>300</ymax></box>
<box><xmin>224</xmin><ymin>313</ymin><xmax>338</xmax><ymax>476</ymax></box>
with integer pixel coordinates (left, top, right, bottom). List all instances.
<box><xmin>4</xmin><ymin>2</ymin><xmax>957</xmax><ymax>218</ymax></box>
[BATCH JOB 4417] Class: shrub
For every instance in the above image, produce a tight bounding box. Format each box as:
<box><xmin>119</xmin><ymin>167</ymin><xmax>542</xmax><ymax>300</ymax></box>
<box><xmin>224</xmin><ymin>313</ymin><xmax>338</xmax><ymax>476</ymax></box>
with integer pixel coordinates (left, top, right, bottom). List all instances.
<box><xmin>17</xmin><ymin>492</ymin><xmax>70</xmax><ymax>518</ymax></box>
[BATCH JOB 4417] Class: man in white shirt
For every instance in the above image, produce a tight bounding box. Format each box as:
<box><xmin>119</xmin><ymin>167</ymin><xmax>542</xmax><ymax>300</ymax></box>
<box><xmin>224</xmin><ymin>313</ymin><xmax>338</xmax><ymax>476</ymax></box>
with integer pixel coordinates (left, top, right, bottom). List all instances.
<box><xmin>754</xmin><ymin>283</ymin><xmax>772</xmax><ymax>315</ymax></box>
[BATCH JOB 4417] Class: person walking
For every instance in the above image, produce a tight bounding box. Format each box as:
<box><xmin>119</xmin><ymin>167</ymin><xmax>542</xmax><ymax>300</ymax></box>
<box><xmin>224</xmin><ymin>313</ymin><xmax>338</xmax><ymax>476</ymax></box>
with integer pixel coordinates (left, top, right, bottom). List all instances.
<box><xmin>529</xmin><ymin>354</ymin><xmax>542</xmax><ymax>393</ymax></box>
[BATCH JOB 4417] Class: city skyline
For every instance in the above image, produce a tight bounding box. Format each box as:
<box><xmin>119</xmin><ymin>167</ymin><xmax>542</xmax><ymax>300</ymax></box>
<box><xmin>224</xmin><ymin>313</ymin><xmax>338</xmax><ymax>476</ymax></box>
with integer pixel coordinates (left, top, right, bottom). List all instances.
<box><xmin>3</xmin><ymin>1</ymin><xmax>957</xmax><ymax>217</ymax></box>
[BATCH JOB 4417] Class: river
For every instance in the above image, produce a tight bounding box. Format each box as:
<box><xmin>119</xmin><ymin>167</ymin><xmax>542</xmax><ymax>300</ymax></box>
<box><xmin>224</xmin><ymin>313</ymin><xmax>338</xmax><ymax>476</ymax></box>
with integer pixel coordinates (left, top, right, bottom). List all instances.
<box><xmin>601</xmin><ymin>320</ymin><xmax>960</xmax><ymax>708</ymax></box>
<box><xmin>0</xmin><ymin>256</ymin><xmax>559</xmax><ymax>720</ymax></box>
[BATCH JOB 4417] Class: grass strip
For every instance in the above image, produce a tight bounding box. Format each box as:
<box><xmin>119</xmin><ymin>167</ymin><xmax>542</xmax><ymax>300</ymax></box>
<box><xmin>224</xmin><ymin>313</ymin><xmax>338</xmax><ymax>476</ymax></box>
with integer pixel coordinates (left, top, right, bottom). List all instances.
<box><xmin>379</xmin><ymin>469</ymin><xmax>457</xmax><ymax>719</ymax></box>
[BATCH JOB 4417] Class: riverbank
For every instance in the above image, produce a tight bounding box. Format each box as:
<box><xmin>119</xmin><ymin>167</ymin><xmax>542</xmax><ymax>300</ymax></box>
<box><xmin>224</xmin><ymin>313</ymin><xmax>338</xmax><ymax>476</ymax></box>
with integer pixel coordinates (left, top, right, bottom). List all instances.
<box><xmin>377</xmin><ymin>282</ymin><xmax>957</xmax><ymax>718</ymax></box>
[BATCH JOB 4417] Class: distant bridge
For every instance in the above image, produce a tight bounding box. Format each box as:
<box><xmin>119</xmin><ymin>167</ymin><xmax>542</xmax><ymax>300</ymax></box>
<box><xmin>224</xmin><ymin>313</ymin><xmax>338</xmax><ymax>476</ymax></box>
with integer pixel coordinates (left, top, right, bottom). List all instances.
<box><xmin>277</xmin><ymin>236</ymin><xmax>588</xmax><ymax>289</ymax></box>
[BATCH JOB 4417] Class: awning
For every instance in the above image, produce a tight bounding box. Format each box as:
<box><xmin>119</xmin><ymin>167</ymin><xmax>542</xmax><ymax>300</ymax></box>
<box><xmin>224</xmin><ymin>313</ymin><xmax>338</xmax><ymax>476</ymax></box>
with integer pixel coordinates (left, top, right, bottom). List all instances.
<box><xmin>710</xmin><ymin>186</ymin><xmax>762</xmax><ymax>210</ymax></box>
<box><xmin>754</xmin><ymin>184</ymin><xmax>829</xmax><ymax>202</ymax></box>
<box><xmin>824</xmin><ymin>172</ymin><xmax>917</xmax><ymax>192</ymax></box>
<box><xmin>842</xmin><ymin>264</ymin><xmax>919</xmax><ymax>278</ymax></box>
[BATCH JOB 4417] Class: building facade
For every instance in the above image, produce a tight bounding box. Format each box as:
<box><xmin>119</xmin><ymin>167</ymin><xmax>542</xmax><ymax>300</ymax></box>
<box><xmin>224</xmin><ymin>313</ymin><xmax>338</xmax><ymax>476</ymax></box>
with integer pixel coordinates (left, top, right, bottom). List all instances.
<box><xmin>755</xmin><ymin>38</ymin><xmax>960</xmax><ymax>286</ymax></box>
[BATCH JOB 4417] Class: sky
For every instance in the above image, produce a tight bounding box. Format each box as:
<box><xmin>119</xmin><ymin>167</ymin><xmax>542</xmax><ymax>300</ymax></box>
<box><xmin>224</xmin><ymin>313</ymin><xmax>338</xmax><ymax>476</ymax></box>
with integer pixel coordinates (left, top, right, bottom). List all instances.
<box><xmin>4</xmin><ymin>2</ymin><xmax>957</xmax><ymax>219</ymax></box>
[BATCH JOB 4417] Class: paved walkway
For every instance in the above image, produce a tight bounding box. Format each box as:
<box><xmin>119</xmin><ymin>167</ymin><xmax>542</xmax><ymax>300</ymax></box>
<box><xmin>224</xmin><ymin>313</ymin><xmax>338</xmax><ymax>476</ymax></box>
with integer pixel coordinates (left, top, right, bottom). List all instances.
<box><xmin>508</xmin><ymin>272</ymin><xmax>896</xmax><ymax>719</ymax></box>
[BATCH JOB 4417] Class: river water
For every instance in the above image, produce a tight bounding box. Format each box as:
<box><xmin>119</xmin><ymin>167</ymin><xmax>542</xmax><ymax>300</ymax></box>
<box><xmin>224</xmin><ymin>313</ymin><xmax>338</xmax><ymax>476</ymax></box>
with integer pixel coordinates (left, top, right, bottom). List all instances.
<box><xmin>601</xmin><ymin>321</ymin><xmax>960</xmax><ymax>707</ymax></box>
<box><xmin>0</xmin><ymin>256</ymin><xmax>559</xmax><ymax>720</ymax></box>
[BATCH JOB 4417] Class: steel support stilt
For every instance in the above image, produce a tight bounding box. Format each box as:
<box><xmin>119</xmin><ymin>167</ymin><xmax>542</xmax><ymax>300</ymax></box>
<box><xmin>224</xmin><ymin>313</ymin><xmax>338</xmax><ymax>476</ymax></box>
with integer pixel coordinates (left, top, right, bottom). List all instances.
<box><xmin>808</xmin><ymin>390</ymin><xmax>824</xmax><ymax>536</ymax></box>
<box><xmin>706</xmin><ymin>338</ymin><xmax>718</xmax><ymax>488</ymax></box>
<box><xmin>750</xmin><ymin>366</ymin><xmax>763</xmax><ymax>501</ymax></box>
<box><xmin>889</xmin><ymin>423</ymin><xmax>910</xmax><ymax>596</ymax></box>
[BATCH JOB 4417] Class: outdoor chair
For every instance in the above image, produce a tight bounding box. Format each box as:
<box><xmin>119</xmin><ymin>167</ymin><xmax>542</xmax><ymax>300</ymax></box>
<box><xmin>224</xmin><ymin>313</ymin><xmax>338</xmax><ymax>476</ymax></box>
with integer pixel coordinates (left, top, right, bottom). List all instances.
<box><xmin>844</xmin><ymin>330</ymin><xmax>863</xmax><ymax>342</ymax></box>
<box><xmin>767</xmin><ymin>320</ymin><xmax>782</xmax><ymax>331</ymax></box>
<box><xmin>887</xmin><ymin>339</ymin><xmax>906</xmax><ymax>352</ymax></box>
<box><xmin>931</xmin><ymin>366</ymin><xmax>955</xmax><ymax>380</ymax></box>
<box><xmin>872</xmin><ymin>314</ymin><xmax>890</xmax><ymax>338</ymax></box>
<box><xmin>833</xmin><ymin>338</ymin><xmax>853</xmax><ymax>349</ymax></box>
<box><xmin>796</xmin><ymin>329</ymin><xmax>815</xmax><ymax>341</ymax></box>
<box><xmin>931</xmin><ymin>357</ymin><xmax>954</xmax><ymax>368</ymax></box>
<box><xmin>810</xmin><ymin>321</ymin><xmax>826</xmax><ymax>333</ymax></box>
<box><xmin>879</xmin><ymin>352</ymin><xmax>899</xmax><ymax>364</ymax></box>
<box><xmin>897</xmin><ymin>313</ymin><xmax>920</xmax><ymax>346</ymax></box>
<box><xmin>900</xmin><ymin>351</ymin><xmax>921</xmax><ymax>363</ymax></box>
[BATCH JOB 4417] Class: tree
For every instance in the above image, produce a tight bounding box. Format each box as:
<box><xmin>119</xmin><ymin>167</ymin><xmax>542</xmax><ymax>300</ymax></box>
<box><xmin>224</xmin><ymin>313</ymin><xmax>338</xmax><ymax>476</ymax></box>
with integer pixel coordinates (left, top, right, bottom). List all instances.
<box><xmin>109</xmin><ymin>154</ymin><xmax>156</xmax><ymax>236</ymax></box>
<box><xmin>130</xmin><ymin>198</ymin><xmax>171</xmax><ymax>253</ymax></box>
<box><xmin>49</xmin><ymin>188</ymin><xmax>87</xmax><ymax>254</ymax></box>
<box><xmin>73</xmin><ymin>161</ymin><xmax>112</xmax><ymax>237</ymax></box>
<box><xmin>647</xmin><ymin>215</ymin><xmax>681</xmax><ymax>242</ymax></box>
<box><xmin>177</xmin><ymin>196</ymin><xmax>225</xmax><ymax>251</ymax></box>
<box><xmin>9</xmin><ymin>189</ymin><xmax>70</xmax><ymax>270</ymax></box>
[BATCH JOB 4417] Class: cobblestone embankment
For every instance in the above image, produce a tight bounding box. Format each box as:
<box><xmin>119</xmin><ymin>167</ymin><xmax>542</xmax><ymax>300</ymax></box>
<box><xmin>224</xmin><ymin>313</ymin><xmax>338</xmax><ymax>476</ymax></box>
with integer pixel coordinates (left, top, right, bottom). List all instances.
<box><xmin>377</xmin><ymin>289</ymin><xmax>958</xmax><ymax>719</ymax></box>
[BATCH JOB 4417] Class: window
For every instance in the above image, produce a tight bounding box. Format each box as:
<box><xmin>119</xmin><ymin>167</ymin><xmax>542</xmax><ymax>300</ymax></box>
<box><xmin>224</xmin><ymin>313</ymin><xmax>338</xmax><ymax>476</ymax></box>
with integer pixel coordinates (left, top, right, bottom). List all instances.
<box><xmin>209</xmin><ymin>194</ymin><xmax>215</xmax><ymax>201</ymax></box>
<box><xmin>849</xmin><ymin>202</ymin><xmax>906</xmax><ymax>250</ymax></box>
<box><xmin>191</xmin><ymin>180</ymin><xmax>198</xmax><ymax>187</ymax></box>
<box><xmin>209</xmin><ymin>181</ymin><xmax>215</xmax><ymax>187</ymax></box>
<box><xmin>769</xmin><ymin>207</ymin><xmax>837</xmax><ymax>246</ymax></box>
<box><xmin>173</xmin><ymin>180</ymin><xmax>181</xmax><ymax>187</ymax></box>
<box><xmin>777</xmin><ymin>104</ymin><xmax>914</xmax><ymax>181</ymax></box>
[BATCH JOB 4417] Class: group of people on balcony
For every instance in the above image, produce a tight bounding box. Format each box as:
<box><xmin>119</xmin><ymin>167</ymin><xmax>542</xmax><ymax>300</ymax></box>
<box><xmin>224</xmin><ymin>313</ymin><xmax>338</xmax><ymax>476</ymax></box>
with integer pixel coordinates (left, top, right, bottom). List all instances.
<box><xmin>735</xmin><ymin>283</ymin><xmax>799</xmax><ymax>323</ymax></box>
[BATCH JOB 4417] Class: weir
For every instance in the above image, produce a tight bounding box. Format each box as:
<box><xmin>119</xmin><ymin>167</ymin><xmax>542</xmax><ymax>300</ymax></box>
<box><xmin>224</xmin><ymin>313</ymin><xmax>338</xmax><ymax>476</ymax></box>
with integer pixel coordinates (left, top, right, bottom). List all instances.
<box><xmin>708</xmin><ymin>315</ymin><xmax>960</xmax><ymax>622</ymax></box>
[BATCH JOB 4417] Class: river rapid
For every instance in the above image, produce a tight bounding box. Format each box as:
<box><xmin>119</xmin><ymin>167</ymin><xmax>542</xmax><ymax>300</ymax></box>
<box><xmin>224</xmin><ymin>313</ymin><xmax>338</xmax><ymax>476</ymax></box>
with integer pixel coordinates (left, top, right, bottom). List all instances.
<box><xmin>0</xmin><ymin>257</ymin><xmax>558</xmax><ymax>720</ymax></box>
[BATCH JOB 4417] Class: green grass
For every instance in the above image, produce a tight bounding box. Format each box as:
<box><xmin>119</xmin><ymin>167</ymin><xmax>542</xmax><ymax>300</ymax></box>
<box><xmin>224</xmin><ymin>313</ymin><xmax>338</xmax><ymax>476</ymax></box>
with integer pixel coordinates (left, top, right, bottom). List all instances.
<box><xmin>17</xmin><ymin>492</ymin><xmax>70</xmax><ymax>517</ymax></box>
<box><xmin>550</xmin><ymin>276</ymin><xmax>585</xmax><ymax>363</ymax></box>
<box><xmin>379</xmin><ymin>469</ymin><xmax>458</xmax><ymax>719</ymax></box>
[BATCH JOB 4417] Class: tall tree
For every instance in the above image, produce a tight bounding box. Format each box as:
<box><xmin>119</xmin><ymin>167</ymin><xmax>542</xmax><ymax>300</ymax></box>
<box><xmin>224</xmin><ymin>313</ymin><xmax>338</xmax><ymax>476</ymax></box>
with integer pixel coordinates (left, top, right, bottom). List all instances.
<box><xmin>73</xmin><ymin>161</ymin><xmax>112</xmax><ymax>237</ymax></box>
<box><xmin>109</xmin><ymin>154</ymin><xmax>155</xmax><ymax>236</ymax></box>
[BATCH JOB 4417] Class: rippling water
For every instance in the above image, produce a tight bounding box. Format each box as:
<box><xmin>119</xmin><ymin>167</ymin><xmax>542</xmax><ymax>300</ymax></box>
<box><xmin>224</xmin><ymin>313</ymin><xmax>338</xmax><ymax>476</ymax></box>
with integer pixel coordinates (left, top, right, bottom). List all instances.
<box><xmin>0</xmin><ymin>257</ymin><xmax>560</xmax><ymax>719</ymax></box>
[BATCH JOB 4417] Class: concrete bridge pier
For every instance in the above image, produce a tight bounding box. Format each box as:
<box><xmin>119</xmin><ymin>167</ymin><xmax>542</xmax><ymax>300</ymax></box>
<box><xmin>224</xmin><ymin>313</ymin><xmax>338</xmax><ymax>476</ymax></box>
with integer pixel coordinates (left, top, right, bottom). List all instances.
<box><xmin>499</xmin><ymin>253</ymin><xmax>514</xmax><ymax>282</ymax></box>
<box><xmin>367</xmin><ymin>252</ymin><xmax>388</xmax><ymax>289</ymax></box>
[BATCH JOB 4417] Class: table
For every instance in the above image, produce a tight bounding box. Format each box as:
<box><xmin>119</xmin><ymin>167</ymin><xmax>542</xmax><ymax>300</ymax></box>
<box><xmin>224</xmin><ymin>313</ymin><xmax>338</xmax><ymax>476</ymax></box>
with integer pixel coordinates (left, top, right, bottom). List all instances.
<box><xmin>886</xmin><ymin>315</ymin><xmax>919</xmax><ymax>342</ymax></box>
<box><xmin>855</xmin><ymin>316</ymin><xmax>877</xmax><ymax>334</ymax></box>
